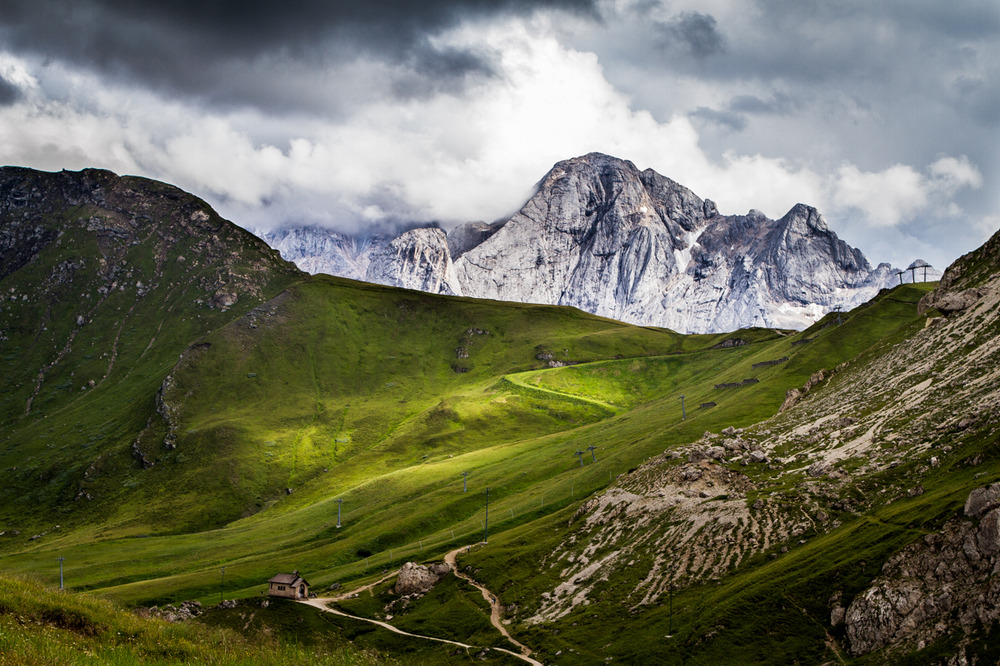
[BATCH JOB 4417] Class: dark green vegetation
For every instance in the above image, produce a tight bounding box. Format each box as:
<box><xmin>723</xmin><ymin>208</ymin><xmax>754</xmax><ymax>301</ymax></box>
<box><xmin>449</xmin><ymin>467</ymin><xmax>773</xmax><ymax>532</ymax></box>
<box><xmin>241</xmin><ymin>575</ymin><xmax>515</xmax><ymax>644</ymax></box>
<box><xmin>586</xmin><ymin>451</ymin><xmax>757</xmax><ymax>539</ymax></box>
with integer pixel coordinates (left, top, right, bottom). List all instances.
<box><xmin>3</xmin><ymin>167</ymin><xmax>999</xmax><ymax>663</ymax></box>
<box><xmin>0</xmin><ymin>573</ymin><xmax>387</xmax><ymax>665</ymax></box>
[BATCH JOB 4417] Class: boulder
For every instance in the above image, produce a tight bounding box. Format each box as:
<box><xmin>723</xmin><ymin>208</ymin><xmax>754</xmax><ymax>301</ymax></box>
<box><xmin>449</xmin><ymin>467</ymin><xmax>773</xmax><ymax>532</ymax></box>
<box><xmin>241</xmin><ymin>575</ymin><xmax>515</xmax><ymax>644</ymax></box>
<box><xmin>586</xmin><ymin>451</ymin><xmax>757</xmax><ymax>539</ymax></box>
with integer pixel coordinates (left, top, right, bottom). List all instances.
<box><xmin>393</xmin><ymin>562</ymin><xmax>452</xmax><ymax>596</ymax></box>
<box><xmin>807</xmin><ymin>461</ymin><xmax>829</xmax><ymax>477</ymax></box>
<box><xmin>681</xmin><ymin>467</ymin><xmax>704</xmax><ymax>482</ymax></box>
<box><xmin>722</xmin><ymin>438</ymin><xmax>744</xmax><ymax>452</ymax></box>
<box><xmin>927</xmin><ymin>288</ymin><xmax>980</xmax><ymax>315</ymax></box>
<box><xmin>687</xmin><ymin>448</ymin><xmax>707</xmax><ymax>463</ymax></box>
<box><xmin>976</xmin><ymin>509</ymin><xmax>1000</xmax><ymax>556</ymax></box>
<box><xmin>705</xmin><ymin>446</ymin><xmax>726</xmax><ymax>461</ymax></box>
<box><xmin>779</xmin><ymin>388</ymin><xmax>803</xmax><ymax>413</ymax></box>
<box><xmin>964</xmin><ymin>484</ymin><xmax>1000</xmax><ymax>519</ymax></box>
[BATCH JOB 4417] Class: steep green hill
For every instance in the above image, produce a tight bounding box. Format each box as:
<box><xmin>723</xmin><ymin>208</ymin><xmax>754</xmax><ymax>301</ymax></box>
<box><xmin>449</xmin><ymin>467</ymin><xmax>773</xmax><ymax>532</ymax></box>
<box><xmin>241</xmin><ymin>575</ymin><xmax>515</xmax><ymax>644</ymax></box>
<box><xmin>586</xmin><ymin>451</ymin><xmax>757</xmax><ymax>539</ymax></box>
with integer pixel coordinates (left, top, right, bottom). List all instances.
<box><xmin>0</xmin><ymin>167</ymin><xmax>300</xmax><ymax>534</ymax></box>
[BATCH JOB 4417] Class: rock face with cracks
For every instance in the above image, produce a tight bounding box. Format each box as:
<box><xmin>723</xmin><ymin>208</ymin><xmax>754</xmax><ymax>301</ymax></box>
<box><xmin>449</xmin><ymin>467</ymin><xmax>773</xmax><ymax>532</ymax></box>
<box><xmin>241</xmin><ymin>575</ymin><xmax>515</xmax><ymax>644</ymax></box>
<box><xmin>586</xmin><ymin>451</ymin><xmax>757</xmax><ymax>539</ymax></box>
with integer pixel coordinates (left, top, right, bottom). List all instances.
<box><xmin>845</xmin><ymin>484</ymin><xmax>1000</xmax><ymax>656</ymax></box>
<box><xmin>259</xmin><ymin>153</ymin><xmax>897</xmax><ymax>334</ymax></box>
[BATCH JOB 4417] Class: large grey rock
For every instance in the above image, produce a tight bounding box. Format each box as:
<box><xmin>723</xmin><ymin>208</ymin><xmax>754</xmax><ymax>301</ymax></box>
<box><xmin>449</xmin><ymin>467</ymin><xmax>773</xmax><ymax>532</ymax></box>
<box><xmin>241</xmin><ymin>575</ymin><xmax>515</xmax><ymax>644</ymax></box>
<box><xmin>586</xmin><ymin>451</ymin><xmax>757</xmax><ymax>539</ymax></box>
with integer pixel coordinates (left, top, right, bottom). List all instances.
<box><xmin>845</xmin><ymin>486</ymin><xmax>1000</xmax><ymax>656</ymax></box>
<box><xmin>393</xmin><ymin>561</ymin><xmax>452</xmax><ymax>596</ymax></box>
<box><xmin>976</xmin><ymin>509</ymin><xmax>1000</xmax><ymax>556</ymax></box>
<box><xmin>705</xmin><ymin>446</ymin><xmax>726</xmax><ymax>460</ymax></box>
<box><xmin>964</xmin><ymin>484</ymin><xmax>1000</xmax><ymax>518</ymax></box>
<box><xmin>921</xmin><ymin>288</ymin><xmax>980</xmax><ymax>315</ymax></box>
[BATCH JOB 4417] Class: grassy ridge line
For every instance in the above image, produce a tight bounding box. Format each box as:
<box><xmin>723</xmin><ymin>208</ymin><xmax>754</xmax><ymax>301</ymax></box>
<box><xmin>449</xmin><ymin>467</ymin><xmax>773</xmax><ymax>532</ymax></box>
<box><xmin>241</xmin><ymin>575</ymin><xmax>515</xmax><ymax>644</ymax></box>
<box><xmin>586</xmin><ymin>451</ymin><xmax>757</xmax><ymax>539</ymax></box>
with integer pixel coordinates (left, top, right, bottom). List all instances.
<box><xmin>0</xmin><ymin>169</ymin><xmax>303</xmax><ymax>538</ymax></box>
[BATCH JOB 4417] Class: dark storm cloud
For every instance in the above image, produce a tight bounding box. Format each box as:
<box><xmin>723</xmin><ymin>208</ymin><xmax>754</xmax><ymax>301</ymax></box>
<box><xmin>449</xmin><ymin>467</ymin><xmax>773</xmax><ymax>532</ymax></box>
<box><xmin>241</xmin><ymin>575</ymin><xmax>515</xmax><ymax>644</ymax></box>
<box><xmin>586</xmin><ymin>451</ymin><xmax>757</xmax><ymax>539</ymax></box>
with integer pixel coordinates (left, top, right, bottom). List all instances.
<box><xmin>391</xmin><ymin>40</ymin><xmax>497</xmax><ymax>100</ymax></box>
<box><xmin>0</xmin><ymin>74</ymin><xmax>21</xmax><ymax>106</ymax></box>
<box><xmin>658</xmin><ymin>12</ymin><xmax>726</xmax><ymax>61</ymax></box>
<box><xmin>690</xmin><ymin>106</ymin><xmax>746</xmax><ymax>131</ymax></box>
<box><xmin>690</xmin><ymin>93</ymin><xmax>800</xmax><ymax>132</ymax></box>
<box><xmin>0</xmin><ymin>0</ymin><xmax>595</xmax><ymax>109</ymax></box>
<box><xmin>728</xmin><ymin>93</ymin><xmax>800</xmax><ymax>116</ymax></box>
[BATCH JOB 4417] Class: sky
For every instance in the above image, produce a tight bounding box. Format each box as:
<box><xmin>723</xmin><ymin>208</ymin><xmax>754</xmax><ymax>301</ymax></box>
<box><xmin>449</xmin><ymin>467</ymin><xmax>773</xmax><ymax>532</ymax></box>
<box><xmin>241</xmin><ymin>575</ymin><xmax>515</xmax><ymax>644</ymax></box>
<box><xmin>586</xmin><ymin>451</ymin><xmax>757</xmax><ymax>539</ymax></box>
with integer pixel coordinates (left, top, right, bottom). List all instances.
<box><xmin>0</xmin><ymin>0</ymin><xmax>997</xmax><ymax>269</ymax></box>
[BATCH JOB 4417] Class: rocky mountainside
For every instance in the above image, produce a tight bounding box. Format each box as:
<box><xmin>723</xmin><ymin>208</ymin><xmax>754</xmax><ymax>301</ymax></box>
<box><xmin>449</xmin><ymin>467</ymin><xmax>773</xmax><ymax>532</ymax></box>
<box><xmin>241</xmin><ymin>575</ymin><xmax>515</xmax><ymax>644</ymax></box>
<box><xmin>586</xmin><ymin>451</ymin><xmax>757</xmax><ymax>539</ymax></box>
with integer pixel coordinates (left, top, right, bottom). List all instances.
<box><xmin>261</xmin><ymin>153</ymin><xmax>899</xmax><ymax>333</ymax></box>
<box><xmin>511</xmin><ymin>224</ymin><xmax>1000</xmax><ymax>662</ymax></box>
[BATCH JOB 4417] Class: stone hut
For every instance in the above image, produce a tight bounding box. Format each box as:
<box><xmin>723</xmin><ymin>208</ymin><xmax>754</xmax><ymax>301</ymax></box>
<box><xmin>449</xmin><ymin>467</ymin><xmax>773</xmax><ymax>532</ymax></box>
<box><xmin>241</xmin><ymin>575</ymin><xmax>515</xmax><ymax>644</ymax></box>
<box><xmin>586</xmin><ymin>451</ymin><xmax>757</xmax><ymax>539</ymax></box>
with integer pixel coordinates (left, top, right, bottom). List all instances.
<box><xmin>267</xmin><ymin>571</ymin><xmax>309</xmax><ymax>599</ymax></box>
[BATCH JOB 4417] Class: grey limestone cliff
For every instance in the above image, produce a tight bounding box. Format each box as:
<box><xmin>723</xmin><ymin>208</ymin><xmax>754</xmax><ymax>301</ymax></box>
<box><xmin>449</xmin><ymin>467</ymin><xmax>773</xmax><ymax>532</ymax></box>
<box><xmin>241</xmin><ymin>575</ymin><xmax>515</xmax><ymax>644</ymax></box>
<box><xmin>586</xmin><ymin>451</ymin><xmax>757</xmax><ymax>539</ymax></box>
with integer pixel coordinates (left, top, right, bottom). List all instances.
<box><xmin>260</xmin><ymin>153</ymin><xmax>898</xmax><ymax>333</ymax></box>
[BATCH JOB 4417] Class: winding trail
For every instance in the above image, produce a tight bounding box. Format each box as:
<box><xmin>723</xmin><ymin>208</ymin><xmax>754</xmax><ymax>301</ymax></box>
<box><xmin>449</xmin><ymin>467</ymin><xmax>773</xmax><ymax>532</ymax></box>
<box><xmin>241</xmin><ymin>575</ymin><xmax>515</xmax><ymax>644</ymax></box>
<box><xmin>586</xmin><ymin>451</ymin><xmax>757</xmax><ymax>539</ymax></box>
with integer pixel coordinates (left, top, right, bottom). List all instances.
<box><xmin>502</xmin><ymin>371</ymin><xmax>620</xmax><ymax>414</ymax></box>
<box><xmin>302</xmin><ymin>544</ymin><xmax>542</xmax><ymax>666</ymax></box>
<box><xmin>300</xmin><ymin>597</ymin><xmax>476</xmax><ymax>650</ymax></box>
<box><xmin>327</xmin><ymin>570</ymin><xmax>397</xmax><ymax>602</ymax></box>
<box><xmin>444</xmin><ymin>545</ymin><xmax>538</xmax><ymax>661</ymax></box>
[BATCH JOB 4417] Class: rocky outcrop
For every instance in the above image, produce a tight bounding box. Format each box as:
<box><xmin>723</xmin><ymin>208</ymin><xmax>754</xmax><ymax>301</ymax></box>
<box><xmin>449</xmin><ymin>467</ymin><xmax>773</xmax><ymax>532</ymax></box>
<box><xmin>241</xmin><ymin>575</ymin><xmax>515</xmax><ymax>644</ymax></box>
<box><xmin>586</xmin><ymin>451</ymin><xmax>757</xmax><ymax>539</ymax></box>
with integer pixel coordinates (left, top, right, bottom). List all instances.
<box><xmin>779</xmin><ymin>369</ymin><xmax>827</xmax><ymax>412</ymax></box>
<box><xmin>262</xmin><ymin>153</ymin><xmax>898</xmax><ymax>333</ymax></box>
<box><xmin>845</xmin><ymin>484</ymin><xmax>1000</xmax><ymax>656</ymax></box>
<box><xmin>366</xmin><ymin>228</ymin><xmax>461</xmax><ymax>295</ymax></box>
<box><xmin>393</xmin><ymin>561</ymin><xmax>452</xmax><ymax>596</ymax></box>
<box><xmin>918</xmin><ymin>224</ymin><xmax>1000</xmax><ymax>316</ymax></box>
<box><xmin>143</xmin><ymin>600</ymin><xmax>203</xmax><ymax>622</ymax></box>
<box><xmin>919</xmin><ymin>287</ymin><xmax>981</xmax><ymax>315</ymax></box>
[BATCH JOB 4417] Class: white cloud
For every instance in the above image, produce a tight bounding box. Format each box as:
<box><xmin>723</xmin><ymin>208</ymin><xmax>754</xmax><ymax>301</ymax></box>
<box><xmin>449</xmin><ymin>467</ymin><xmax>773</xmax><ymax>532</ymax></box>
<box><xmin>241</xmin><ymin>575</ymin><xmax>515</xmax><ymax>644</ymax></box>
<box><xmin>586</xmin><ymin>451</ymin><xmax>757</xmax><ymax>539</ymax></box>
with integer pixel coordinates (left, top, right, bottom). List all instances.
<box><xmin>927</xmin><ymin>155</ymin><xmax>983</xmax><ymax>195</ymax></box>
<box><xmin>830</xmin><ymin>163</ymin><xmax>928</xmax><ymax>228</ymax></box>
<box><xmin>0</xmin><ymin>15</ymin><xmax>988</xmax><ymax>269</ymax></box>
<box><xmin>828</xmin><ymin>157</ymin><xmax>982</xmax><ymax>229</ymax></box>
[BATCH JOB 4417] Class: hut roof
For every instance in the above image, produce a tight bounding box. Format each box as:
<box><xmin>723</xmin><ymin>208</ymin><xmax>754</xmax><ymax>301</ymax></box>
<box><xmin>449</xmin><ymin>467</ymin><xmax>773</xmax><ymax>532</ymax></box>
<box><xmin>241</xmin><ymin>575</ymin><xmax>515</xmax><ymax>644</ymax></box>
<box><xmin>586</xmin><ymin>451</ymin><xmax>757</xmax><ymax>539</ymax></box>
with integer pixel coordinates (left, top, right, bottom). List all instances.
<box><xmin>268</xmin><ymin>572</ymin><xmax>308</xmax><ymax>586</ymax></box>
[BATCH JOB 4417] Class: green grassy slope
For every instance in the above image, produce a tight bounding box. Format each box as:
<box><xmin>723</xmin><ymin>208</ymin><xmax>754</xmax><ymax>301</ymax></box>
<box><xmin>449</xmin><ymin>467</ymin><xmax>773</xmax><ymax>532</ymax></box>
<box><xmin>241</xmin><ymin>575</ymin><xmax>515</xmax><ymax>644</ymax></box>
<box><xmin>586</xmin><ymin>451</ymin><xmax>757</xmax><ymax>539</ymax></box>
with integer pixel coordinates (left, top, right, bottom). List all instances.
<box><xmin>0</xmin><ymin>274</ymin><xmax>932</xmax><ymax>625</ymax></box>
<box><xmin>454</xmin><ymin>280</ymin><xmax>1000</xmax><ymax>665</ymax></box>
<box><xmin>0</xmin><ymin>573</ymin><xmax>387</xmax><ymax>665</ymax></box>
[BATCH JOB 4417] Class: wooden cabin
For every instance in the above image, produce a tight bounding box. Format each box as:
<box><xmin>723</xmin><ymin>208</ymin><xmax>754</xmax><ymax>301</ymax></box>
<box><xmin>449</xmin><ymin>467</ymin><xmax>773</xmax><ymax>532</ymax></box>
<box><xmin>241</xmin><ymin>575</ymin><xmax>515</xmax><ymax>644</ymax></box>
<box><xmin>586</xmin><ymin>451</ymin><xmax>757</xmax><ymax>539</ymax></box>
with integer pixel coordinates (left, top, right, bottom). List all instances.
<box><xmin>267</xmin><ymin>571</ymin><xmax>309</xmax><ymax>599</ymax></box>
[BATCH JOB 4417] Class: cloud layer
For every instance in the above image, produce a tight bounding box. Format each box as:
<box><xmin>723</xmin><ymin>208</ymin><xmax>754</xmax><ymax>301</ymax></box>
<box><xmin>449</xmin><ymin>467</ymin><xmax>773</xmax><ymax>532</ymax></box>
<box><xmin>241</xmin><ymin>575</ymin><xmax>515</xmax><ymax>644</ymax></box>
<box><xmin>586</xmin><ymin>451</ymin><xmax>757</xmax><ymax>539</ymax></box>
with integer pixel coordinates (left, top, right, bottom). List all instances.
<box><xmin>0</xmin><ymin>1</ymin><xmax>996</xmax><ymax>268</ymax></box>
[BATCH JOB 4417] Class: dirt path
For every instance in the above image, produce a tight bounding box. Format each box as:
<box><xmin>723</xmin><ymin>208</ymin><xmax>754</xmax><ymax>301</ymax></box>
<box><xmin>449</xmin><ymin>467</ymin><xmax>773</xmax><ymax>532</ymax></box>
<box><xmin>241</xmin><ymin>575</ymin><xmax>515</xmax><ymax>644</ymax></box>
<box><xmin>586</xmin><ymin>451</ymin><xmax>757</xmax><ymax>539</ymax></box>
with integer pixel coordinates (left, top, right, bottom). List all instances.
<box><xmin>502</xmin><ymin>371</ymin><xmax>620</xmax><ymax>414</ymax></box>
<box><xmin>303</xmin><ymin>544</ymin><xmax>542</xmax><ymax>666</ymax></box>
<box><xmin>302</xmin><ymin>595</ymin><xmax>540</xmax><ymax>665</ymax></box>
<box><xmin>327</xmin><ymin>570</ymin><xmax>397</xmax><ymax>602</ymax></box>
<box><xmin>445</xmin><ymin>545</ymin><xmax>541</xmax><ymax>664</ymax></box>
<box><xmin>300</xmin><ymin>597</ymin><xmax>475</xmax><ymax>649</ymax></box>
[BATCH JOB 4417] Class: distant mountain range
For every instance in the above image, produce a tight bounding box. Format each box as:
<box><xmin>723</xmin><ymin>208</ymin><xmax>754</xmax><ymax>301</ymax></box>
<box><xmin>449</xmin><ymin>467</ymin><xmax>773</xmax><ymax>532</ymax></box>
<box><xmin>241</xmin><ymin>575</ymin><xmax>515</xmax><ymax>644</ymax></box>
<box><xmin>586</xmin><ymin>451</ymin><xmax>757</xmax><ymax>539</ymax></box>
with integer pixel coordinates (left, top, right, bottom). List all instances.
<box><xmin>260</xmin><ymin>153</ymin><xmax>938</xmax><ymax>333</ymax></box>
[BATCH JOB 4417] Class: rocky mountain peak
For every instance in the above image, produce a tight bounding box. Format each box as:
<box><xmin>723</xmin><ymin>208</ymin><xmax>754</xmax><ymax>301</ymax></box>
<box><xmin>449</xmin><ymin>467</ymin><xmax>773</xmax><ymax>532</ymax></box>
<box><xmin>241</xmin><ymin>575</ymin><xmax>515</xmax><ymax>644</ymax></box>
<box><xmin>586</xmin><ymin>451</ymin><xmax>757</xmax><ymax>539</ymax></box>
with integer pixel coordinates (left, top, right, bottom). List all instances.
<box><xmin>259</xmin><ymin>153</ymin><xmax>903</xmax><ymax>333</ymax></box>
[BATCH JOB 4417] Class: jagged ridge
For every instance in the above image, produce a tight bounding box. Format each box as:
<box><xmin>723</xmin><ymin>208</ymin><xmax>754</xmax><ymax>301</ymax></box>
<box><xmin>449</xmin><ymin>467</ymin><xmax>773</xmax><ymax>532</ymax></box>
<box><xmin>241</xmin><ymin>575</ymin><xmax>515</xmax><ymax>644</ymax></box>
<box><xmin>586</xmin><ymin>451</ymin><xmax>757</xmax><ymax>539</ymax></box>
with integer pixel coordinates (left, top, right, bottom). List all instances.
<box><xmin>261</xmin><ymin>153</ymin><xmax>898</xmax><ymax>333</ymax></box>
